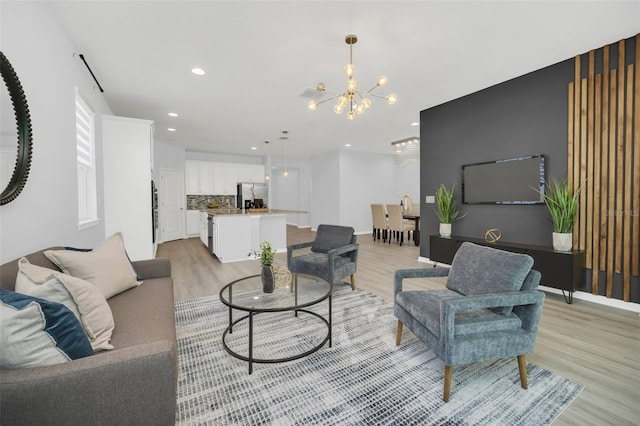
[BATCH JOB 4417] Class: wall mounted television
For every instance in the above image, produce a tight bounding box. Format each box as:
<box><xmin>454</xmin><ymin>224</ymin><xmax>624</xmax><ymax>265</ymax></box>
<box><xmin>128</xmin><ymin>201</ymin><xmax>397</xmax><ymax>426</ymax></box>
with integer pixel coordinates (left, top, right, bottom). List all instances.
<box><xmin>462</xmin><ymin>155</ymin><xmax>545</xmax><ymax>204</ymax></box>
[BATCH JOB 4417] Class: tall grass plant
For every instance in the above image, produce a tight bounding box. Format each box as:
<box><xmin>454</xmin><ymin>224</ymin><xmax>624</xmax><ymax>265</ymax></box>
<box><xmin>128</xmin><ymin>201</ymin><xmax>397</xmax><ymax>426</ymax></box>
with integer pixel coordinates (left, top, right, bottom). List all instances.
<box><xmin>538</xmin><ymin>177</ymin><xmax>583</xmax><ymax>233</ymax></box>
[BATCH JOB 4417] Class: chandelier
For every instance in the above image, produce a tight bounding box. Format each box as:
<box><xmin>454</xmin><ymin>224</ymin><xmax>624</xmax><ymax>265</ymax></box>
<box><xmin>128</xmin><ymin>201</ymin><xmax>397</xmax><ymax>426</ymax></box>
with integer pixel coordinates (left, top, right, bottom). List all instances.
<box><xmin>307</xmin><ymin>34</ymin><xmax>397</xmax><ymax>120</ymax></box>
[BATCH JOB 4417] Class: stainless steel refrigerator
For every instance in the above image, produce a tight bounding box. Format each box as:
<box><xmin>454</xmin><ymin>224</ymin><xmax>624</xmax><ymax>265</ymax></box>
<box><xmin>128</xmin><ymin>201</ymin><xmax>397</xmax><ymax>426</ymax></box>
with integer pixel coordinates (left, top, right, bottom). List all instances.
<box><xmin>236</xmin><ymin>182</ymin><xmax>268</xmax><ymax>209</ymax></box>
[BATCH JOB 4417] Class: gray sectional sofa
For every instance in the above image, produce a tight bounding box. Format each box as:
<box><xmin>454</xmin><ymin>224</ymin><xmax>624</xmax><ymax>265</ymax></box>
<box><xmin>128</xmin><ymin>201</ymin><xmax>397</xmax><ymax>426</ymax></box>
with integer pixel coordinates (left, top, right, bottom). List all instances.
<box><xmin>0</xmin><ymin>248</ymin><xmax>177</xmax><ymax>425</ymax></box>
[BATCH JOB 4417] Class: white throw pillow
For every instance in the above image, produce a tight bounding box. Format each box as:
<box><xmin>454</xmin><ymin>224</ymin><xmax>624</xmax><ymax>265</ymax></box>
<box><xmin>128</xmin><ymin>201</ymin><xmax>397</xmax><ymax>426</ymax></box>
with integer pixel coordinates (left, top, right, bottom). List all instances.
<box><xmin>16</xmin><ymin>258</ymin><xmax>115</xmax><ymax>351</ymax></box>
<box><xmin>44</xmin><ymin>232</ymin><xmax>141</xmax><ymax>299</ymax></box>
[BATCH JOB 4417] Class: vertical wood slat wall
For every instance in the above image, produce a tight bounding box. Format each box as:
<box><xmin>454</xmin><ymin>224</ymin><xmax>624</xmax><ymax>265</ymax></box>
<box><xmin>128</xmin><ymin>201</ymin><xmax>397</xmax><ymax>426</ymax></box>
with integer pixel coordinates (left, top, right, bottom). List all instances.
<box><xmin>569</xmin><ymin>35</ymin><xmax>639</xmax><ymax>302</ymax></box>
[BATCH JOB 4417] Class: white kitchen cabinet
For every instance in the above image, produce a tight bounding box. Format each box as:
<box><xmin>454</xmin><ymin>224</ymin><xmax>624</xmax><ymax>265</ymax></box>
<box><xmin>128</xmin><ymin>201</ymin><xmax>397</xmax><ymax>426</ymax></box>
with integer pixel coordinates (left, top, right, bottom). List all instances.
<box><xmin>186</xmin><ymin>210</ymin><xmax>200</xmax><ymax>236</ymax></box>
<box><xmin>186</xmin><ymin>161</ymin><xmax>266</xmax><ymax>195</ymax></box>
<box><xmin>235</xmin><ymin>164</ymin><xmax>265</xmax><ymax>184</ymax></box>
<box><xmin>211</xmin><ymin>162</ymin><xmax>236</xmax><ymax>195</ymax></box>
<box><xmin>102</xmin><ymin>115</ymin><xmax>155</xmax><ymax>260</ymax></box>
<box><xmin>185</xmin><ymin>160</ymin><xmax>212</xmax><ymax>195</ymax></box>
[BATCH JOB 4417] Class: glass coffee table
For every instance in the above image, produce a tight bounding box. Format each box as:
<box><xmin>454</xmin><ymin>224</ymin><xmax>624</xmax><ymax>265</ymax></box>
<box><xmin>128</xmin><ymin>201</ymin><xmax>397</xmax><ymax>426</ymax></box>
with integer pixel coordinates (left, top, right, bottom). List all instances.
<box><xmin>219</xmin><ymin>273</ymin><xmax>332</xmax><ymax>374</ymax></box>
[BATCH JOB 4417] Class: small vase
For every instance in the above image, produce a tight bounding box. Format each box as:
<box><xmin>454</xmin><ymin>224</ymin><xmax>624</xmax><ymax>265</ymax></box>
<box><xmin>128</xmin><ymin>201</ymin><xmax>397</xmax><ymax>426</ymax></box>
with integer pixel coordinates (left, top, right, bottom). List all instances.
<box><xmin>552</xmin><ymin>232</ymin><xmax>572</xmax><ymax>252</ymax></box>
<box><xmin>261</xmin><ymin>266</ymin><xmax>275</xmax><ymax>293</ymax></box>
<box><xmin>439</xmin><ymin>223</ymin><xmax>452</xmax><ymax>237</ymax></box>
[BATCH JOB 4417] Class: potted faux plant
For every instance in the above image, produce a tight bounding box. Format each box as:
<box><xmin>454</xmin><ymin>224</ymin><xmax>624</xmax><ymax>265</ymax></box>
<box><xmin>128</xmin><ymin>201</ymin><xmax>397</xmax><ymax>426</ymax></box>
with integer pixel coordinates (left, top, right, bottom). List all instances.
<box><xmin>434</xmin><ymin>182</ymin><xmax>464</xmax><ymax>237</ymax></box>
<box><xmin>249</xmin><ymin>240</ymin><xmax>277</xmax><ymax>292</ymax></box>
<box><xmin>537</xmin><ymin>177</ymin><xmax>583</xmax><ymax>251</ymax></box>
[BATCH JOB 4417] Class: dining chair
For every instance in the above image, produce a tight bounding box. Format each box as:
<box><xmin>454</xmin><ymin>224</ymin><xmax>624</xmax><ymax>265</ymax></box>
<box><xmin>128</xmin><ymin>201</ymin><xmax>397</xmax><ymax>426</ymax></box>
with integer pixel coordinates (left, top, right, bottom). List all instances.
<box><xmin>386</xmin><ymin>204</ymin><xmax>414</xmax><ymax>246</ymax></box>
<box><xmin>370</xmin><ymin>204</ymin><xmax>388</xmax><ymax>242</ymax></box>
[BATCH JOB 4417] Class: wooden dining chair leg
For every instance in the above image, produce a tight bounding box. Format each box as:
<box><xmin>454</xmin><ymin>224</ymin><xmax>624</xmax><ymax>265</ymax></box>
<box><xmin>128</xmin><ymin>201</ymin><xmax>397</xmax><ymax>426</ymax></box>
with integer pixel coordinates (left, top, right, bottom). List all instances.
<box><xmin>350</xmin><ymin>274</ymin><xmax>355</xmax><ymax>291</ymax></box>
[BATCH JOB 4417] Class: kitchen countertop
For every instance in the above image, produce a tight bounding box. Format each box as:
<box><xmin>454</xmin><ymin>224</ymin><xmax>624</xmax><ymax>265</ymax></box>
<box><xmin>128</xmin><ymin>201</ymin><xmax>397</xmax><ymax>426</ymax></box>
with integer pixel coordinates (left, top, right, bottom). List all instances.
<box><xmin>204</xmin><ymin>208</ymin><xmax>306</xmax><ymax>217</ymax></box>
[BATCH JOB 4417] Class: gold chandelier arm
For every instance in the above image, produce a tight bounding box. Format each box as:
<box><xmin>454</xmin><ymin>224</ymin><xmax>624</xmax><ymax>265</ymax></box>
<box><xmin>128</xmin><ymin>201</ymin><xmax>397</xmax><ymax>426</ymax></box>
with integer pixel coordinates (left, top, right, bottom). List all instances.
<box><xmin>316</xmin><ymin>96</ymin><xmax>336</xmax><ymax>106</ymax></box>
<box><xmin>366</xmin><ymin>85</ymin><xmax>380</xmax><ymax>94</ymax></box>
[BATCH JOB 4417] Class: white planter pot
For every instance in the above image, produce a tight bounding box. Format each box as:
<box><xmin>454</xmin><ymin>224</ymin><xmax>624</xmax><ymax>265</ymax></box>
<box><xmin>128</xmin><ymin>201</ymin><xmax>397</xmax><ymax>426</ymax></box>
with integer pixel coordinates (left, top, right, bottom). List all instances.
<box><xmin>552</xmin><ymin>232</ymin><xmax>572</xmax><ymax>251</ymax></box>
<box><xmin>439</xmin><ymin>223</ymin><xmax>452</xmax><ymax>237</ymax></box>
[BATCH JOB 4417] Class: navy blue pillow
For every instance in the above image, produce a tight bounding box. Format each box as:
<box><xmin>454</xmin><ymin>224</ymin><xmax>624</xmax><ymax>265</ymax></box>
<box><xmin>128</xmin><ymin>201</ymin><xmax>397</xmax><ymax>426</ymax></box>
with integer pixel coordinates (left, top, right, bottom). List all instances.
<box><xmin>0</xmin><ymin>289</ymin><xmax>94</xmax><ymax>363</ymax></box>
<box><xmin>64</xmin><ymin>246</ymin><xmax>143</xmax><ymax>281</ymax></box>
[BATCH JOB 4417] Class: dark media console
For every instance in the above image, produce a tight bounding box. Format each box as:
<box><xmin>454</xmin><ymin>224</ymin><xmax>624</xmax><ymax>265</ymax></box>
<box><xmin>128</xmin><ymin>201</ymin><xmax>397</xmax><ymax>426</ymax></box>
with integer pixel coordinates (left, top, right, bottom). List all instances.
<box><xmin>429</xmin><ymin>235</ymin><xmax>586</xmax><ymax>304</ymax></box>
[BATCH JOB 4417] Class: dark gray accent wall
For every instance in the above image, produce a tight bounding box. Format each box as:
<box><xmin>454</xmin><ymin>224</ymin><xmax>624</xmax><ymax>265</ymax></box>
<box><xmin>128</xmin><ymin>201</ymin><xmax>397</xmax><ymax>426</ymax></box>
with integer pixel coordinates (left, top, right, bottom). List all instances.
<box><xmin>420</xmin><ymin>58</ymin><xmax>574</xmax><ymax>256</ymax></box>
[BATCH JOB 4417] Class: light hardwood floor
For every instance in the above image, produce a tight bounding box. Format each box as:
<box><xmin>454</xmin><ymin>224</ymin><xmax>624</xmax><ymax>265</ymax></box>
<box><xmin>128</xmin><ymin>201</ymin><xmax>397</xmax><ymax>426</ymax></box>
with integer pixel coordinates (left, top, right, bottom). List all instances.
<box><xmin>157</xmin><ymin>226</ymin><xmax>640</xmax><ymax>426</ymax></box>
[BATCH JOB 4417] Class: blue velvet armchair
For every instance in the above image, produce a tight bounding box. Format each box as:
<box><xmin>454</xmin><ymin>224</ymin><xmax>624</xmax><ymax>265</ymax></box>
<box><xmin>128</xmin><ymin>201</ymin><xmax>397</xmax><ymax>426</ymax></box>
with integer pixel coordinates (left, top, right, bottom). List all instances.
<box><xmin>287</xmin><ymin>224</ymin><xmax>359</xmax><ymax>290</ymax></box>
<box><xmin>394</xmin><ymin>242</ymin><xmax>545</xmax><ymax>402</ymax></box>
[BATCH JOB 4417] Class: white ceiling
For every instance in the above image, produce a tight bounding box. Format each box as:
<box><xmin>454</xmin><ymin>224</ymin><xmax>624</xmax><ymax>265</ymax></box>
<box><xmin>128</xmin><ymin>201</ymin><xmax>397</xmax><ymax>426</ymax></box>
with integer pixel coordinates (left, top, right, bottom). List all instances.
<box><xmin>50</xmin><ymin>1</ymin><xmax>639</xmax><ymax>159</ymax></box>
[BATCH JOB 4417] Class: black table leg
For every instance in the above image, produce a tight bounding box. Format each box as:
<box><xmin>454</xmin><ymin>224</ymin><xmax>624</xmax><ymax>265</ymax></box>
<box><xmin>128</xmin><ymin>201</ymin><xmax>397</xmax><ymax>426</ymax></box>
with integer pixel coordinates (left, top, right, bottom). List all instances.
<box><xmin>329</xmin><ymin>293</ymin><xmax>332</xmax><ymax>347</ymax></box>
<box><xmin>248</xmin><ymin>311</ymin><xmax>253</xmax><ymax>374</ymax></box>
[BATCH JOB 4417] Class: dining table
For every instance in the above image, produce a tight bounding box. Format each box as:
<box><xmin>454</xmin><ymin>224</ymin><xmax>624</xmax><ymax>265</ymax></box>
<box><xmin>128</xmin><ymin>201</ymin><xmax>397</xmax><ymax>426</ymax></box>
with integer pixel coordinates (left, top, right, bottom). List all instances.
<box><xmin>402</xmin><ymin>213</ymin><xmax>420</xmax><ymax>246</ymax></box>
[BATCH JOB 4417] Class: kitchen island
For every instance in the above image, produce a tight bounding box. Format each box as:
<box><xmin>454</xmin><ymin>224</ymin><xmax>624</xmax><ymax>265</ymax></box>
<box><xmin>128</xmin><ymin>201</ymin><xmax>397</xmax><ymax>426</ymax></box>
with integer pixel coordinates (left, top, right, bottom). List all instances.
<box><xmin>202</xmin><ymin>208</ymin><xmax>305</xmax><ymax>263</ymax></box>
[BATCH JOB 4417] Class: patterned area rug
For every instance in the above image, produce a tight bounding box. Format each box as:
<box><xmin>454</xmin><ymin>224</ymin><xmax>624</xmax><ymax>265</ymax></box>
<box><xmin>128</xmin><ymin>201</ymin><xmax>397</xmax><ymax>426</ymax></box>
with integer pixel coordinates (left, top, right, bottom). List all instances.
<box><xmin>175</xmin><ymin>285</ymin><xmax>583</xmax><ymax>425</ymax></box>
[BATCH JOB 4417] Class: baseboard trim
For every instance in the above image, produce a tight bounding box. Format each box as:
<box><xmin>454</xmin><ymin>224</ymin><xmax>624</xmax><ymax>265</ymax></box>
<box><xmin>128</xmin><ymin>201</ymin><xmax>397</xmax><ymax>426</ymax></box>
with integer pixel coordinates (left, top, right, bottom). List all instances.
<box><xmin>538</xmin><ymin>286</ymin><xmax>640</xmax><ymax>313</ymax></box>
<box><xmin>417</xmin><ymin>257</ymin><xmax>639</xmax><ymax>313</ymax></box>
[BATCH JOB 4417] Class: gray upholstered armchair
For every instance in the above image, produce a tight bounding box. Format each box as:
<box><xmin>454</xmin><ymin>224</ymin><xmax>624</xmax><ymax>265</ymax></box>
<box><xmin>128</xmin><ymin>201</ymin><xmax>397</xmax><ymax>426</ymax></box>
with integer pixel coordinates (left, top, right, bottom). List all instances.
<box><xmin>394</xmin><ymin>242</ymin><xmax>544</xmax><ymax>402</ymax></box>
<box><xmin>287</xmin><ymin>224</ymin><xmax>359</xmax><ymax>290</ymax></box>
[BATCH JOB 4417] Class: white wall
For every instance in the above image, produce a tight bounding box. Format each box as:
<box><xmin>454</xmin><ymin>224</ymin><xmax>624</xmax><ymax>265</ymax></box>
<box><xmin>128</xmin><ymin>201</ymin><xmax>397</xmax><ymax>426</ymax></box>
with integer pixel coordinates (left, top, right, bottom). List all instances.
<box><xmin>339</xmin><ymin>150</ymin><xmax>402</xmax><ymax>233</ymax></box>
<box><xmin>305</xmin><ymin>149</ymin><xmax>419</xmax><ymax>234</ymax></box>
<box><xmin>311</xmin><ymin>151</ymin><xmax>341</xmax><ymax>229</ymax></box>
<box><xmin>0</xmin><ymin>2</ymin><xmax>113</xmax><ymax>263</ymax></box>
<box><xmin>396</xmin><ymin>160</ymin><xmax>420</xmax><ymax>214</ymax></box>
<box><xmin>269</xmin><ymin>156</ymin><xmax>312</xmax><ymax>228</ymax></box>
<box><xmin>154</xmin><ymin>141</ymin><xmax>186</xmax><ymax>180</ymax></box>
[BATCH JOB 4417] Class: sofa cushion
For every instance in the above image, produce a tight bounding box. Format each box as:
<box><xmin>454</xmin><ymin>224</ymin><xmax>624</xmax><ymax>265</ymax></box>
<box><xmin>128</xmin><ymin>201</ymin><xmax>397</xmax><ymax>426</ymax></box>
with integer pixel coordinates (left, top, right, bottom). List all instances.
<box><xmin>45</xmin><ymin>232</ymin><xmax>141</xmax><ymax>299</ymax></box>
<box><xmin>311</xmin><ymin>225</ymin><xmax>355</xmax><ymax>253</ymax></box>
<box><xmin>107</xmin><ymin>277</ymin><xmax>176</xmax><ymax>351</ymax></box>
<box><xmin>15</xmin><ymin>258</ymin><xmax>115</xmax><ymax>351</ymax></box>
<box><xmin>0</xmin><ymin>289</ymin><xmax>93</xmax><ymax>368</ymax></box>
<box><xmin>446</xmin><ymin>242</ymin><xmax>533</xmax><ymax>314</ymax></box>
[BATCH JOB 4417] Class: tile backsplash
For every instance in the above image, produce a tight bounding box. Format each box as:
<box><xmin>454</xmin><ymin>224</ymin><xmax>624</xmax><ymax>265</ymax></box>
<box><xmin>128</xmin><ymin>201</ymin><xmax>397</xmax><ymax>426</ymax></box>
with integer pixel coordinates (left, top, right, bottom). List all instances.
<box><xmin>187</xmin><ymin>195</ymin><xmax>235</xmax><ymax>210</ymax></box>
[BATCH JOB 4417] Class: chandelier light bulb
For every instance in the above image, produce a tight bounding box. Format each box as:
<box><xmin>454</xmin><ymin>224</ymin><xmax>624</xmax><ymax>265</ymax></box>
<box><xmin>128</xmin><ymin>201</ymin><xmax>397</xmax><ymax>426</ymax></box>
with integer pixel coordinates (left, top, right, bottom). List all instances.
<box><xmin>386</xmin><ymin>93</ymin><xmax>398</xmax><ymax>105</ymax></box>
<box><xmin>316</xmin><ymin>82</ymin><xmax>326</xmax><ymax>92</ymax></box>
<box><xmin>334</xmin><ymin>104</ymin><xmax>344</xmax><ymax>114</ymax></box>
<box><xmin>356</xmin><ymin>104</ymin><xmax>365</xmax><ymax>115</ymax></box>
<box><xmin>344</xmin><ymin>63</ymin><xmax>355</xmax><ymax>77</ymax></box>
<box><xmin>337</xmin><ymin>96</ymin><xmax>348</xmax><ymax>108</ymax></box>
<box><xmin>347</xmin><ymin>111</ymin><xmax>356</xmax><ymax>120</ymax></box>
<box><xmin>377</xmin><ymin>75</ymin><xmax>388</xmax><ymax>87</ymax></box>
<box><xmin>362</xmin><ymin>98</ymin><xmax>371</xmax><ymax>109</ymax></box>
<box><xmin>346</xmin><ymin>78</ymin><xmax>357</xmax><ymax>94</ymax></box>
<box><xmin>308</xmin><ymin>101</ymin><xmax>318</xmax><ymax>111</ymax></box>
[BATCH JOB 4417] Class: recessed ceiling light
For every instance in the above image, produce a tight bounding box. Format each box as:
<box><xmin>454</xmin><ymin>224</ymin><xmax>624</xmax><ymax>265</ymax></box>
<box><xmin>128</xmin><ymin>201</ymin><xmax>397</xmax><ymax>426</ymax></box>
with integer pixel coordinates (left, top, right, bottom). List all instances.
<box><xmin>168</xmin><ymin>112</ymin><xmax>178</xmax><ymax>117</ymax></box>
<box><xmin>345</xmin><ymin>144</ymin><xmax>351</xmax><ymax>147</ymax></box>
<box><xmin>191</xmin><ymin>67</ymin><xmax>205</xmax><ymax>76</ymax></box>
<box><xmin>251</xmin><ymin>147</ymin><xmax>257</xmax><ymax>150</ymax></box>
<box><xmin>168</xmin><ymin>128</ymin><xmax>176</xmax><ymax>132</ymax></box>
<box><xmin>411</xmin><ymin>122</ymin><xmax>419</xmax><ymax>126</ymax></box>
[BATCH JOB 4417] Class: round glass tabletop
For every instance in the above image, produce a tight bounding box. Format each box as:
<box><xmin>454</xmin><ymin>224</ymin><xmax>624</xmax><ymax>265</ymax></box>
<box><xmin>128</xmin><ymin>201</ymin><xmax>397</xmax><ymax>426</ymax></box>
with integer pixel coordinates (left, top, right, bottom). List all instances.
<box><xmin>219</xmin><ymin>273</ymin><xmax>331</xmax><ymax>312</ymax></box>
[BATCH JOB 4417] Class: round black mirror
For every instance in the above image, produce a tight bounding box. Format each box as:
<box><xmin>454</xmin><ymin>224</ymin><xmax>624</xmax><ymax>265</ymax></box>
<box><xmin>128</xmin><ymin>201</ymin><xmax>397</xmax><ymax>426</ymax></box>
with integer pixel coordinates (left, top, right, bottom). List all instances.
<box><xmin>1</xmin><ymin>51</ymin><xmax>33</xmax><ymax>205</ymax></box>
